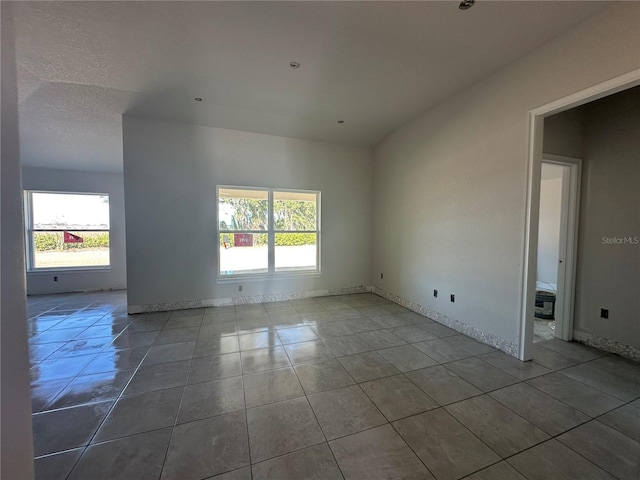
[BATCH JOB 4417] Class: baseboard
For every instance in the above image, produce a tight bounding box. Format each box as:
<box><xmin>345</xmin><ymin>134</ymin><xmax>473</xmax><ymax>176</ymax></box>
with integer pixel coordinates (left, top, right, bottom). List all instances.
<box><xmin>372</xmin><ymin>286</ymin><xmax>519</xmax><ymax>358</ymax></box>
<box><xmin>127</xmin><ymin>285</ymin><xmax>373</xmax><ymax>314</ymax></box>
<box><xmin>127</xmin><ymin>285</ymin><xmax>520</xmax><ymax>358</ymax></box>
<box><xmin>573</xmin><ymin>331</ymin><xmax>640</xmax><ymax>362</ymax></box>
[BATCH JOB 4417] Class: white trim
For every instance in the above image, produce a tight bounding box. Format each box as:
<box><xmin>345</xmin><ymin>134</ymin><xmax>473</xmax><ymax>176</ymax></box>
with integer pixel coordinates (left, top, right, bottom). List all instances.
<box><xmin>216</xmin><ymin>185</ymin><xmax>321</xmax><ymax>277</ymax></box>
<box><xmin>529</xmin><ymin>69</ymin><xmax>640</xmax><ymax>116</ymax></box>
<box><xmin>24</xmin><ymin>190</ymin><xmax>112</xmax><ymax>272</ymax></box>
<box><xmin>519</xmin><ymin>69</ymin><xmax>640</xmax><ymax>360</ymax></box>
<box><xmin>541</xmin><ymin>155</ymin><xmax>582</xmax><ymax>342</ymax></box>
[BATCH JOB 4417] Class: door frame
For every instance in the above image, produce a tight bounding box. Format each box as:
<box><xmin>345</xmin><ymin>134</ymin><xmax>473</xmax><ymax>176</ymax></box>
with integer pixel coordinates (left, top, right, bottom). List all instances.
<box><xmin>541</xmin><ymin>155</ymin><xmax>581</xmax><ymax>341</ymax></box>
<box><xmin>518</xmin><ymin>68</ymin><xmax>640</xmax><ymax>361</ymax></box>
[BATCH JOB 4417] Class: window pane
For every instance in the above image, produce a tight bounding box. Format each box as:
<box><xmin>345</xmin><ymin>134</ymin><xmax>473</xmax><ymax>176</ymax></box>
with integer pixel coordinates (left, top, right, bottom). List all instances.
<box><xmin>219</xmin><ymin>233</ymin><xmax>268</xmax><ymax>275</ymax></box>
<box><xmin>32</xmin><ymin>193</ymin><xmax>109</xmax><ymax>229</ymax></box>
<box><xmin>33</xmin><ymin>231</ymin><xmax>110</xmax><ymax>268</ymax></box>
<box><xmin>275</xmin><ymin>233</ymin><xmax>317</xmax><ymax>272</ymax></box>
<box><xmin>274</xmin><ymin>191</ymin><xmax>317</xmax><ymax>231</ymax></box>
<box><xmin>219</xmin><ymin>188</ymin><xmax>268</xmax><ymax>231</ymax></box>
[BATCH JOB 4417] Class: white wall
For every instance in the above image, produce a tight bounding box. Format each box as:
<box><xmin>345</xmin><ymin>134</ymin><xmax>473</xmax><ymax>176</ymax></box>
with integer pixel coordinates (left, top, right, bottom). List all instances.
<box><xmin>371</xmin><ymin>3</ymin><xmax>640</xmax><ymax>353</ymax></box>
<box><xmin>1</xmin><ymin>3</ymin><xmax>35</xmax><ymax>478</ymax></box>
<box><xmin>22</xmin><ymin>167</ymin><xmax>127</xmax><ymax>295</ymax></box>
<box><xmin>536</xmin><ymin>164</ymin><xmax>564</xmax><ymax>286</ymax></box>
<box><xmin>574</xmin><ymin>87</ymin><xmax>640</xmax><ymax>348</ymax></box>
<box><xmin>123</xmin><ymin>116</ymin><xmax>372</xmax><ymax>310</ymax></box>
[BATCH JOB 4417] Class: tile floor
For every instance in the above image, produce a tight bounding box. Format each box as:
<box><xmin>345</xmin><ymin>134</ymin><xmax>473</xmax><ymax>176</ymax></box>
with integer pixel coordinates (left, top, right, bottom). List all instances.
<box><xmin>28</xmin><ymin>291</ymin><xmax>640</xmax><ymax>480</ymax></box>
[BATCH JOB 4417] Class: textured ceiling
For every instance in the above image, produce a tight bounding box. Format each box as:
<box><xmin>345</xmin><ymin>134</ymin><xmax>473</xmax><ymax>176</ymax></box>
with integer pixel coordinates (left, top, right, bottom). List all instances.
<box><xmin>12</xmin><ymin>1</ymin><xmax>609</xmax><ymax>172</ymax></box>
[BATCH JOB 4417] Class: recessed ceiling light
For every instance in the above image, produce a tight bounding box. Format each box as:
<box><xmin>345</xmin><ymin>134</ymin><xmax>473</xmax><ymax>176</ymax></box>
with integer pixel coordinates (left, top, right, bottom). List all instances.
<box><xmin>289</xmin><ymin>61</ymin><xmax>301</xmax><ymax>69</ymax></box>
<box><xmin>194</xmin><ymin>97</ymin><xmax>203</xmax><ymax>102</ymax></box>
<box><xmin>337</xmin><ymin>120</ymin><xmax>344</xmax><ymax>124</ymax></box>
<box><xmin>459</xmin><ymin>0</ymin><xmax>475</xmax><ymax>10</ymax></box>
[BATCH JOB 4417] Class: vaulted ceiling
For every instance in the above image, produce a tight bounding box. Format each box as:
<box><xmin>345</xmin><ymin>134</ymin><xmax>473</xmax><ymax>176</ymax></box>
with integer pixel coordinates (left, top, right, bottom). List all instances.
<box><xmin>12</xmin><ymin>1</ymin><xmax>609</xmax><ymax>172</ymax></box>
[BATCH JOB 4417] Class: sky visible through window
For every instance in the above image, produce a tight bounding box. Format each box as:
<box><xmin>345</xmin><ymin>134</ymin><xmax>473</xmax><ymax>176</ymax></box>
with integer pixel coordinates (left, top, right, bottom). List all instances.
<box><xmin>32</xmin><ymin>192</ymin><xmax>109</xmax><ymax>229</ymax></box>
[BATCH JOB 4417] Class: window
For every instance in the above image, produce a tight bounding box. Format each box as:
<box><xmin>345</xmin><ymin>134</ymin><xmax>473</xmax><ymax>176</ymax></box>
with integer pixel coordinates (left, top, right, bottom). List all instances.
<box><xmin>218</xmin><ymin>187</ymin><xmax>320</xmax><ymax>276</ymax></box>
<box><xmin>25</xmin><ymin>191</ymin><xmax>110</xmax><ymax>270</ymax></box>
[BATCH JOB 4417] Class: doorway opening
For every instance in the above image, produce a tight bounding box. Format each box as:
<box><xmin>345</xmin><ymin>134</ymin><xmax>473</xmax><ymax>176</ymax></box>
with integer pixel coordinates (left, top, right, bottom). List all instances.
<box><xmin>534</xmin><ymin>158</ymin><xmax>581</xmax><ymax>344</ymax></box>
<box><xmin>518</xmin><ymin>69</ymin><xmax>640</xmax><ymax>361</ymax></box>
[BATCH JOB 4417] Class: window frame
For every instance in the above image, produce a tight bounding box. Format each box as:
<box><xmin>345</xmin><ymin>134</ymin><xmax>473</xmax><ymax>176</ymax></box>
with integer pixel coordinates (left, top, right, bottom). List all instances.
<box><xmin>24</xmin><ymin>190</ymin><xmax>111</xmax><ymax>272</ymax></box>
<box><xmin>217</xmin><ymin>185</ymin><xmax>321</xmax><ymax>279</ymax></box>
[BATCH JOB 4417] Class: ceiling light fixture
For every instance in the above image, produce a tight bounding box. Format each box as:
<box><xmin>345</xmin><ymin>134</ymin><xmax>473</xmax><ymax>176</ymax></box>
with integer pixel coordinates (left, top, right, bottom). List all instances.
<box><xmin>289</xmin><ymin>61</ymin><xmax>301</xmax><ymax>69</ymax></box>
<box><xmin>194</xmin><ymin>97</ymin><xmax>203</xmax><ymax>102</ymax></box>
<box><xmin>337</xmin><ymin>120</ymin><xmax>344</xmax><ymax>124</ymax></box>
<box><xmin>459</xmin><ymin>0</ymin><xmax>475</xmax><ymax>10</ymax></box>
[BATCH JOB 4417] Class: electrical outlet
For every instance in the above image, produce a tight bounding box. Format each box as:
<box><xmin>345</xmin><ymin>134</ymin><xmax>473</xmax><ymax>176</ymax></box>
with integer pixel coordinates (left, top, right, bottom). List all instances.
<box><xmin>380</xmin><ymin>272</ymin><xmax>384</xmax><ymax>279</ymax></box>
<box><xmin>450</xmin><ymin>294</ymin><xmax>455</xmax><ymax>303</ymax></box>
<box><xmin>600</xmin><ymin>308</ymin><xmax>609</xmax><ymax>319</ymax></box>
<box><xmin>238</xmin><ymin>285</ymin><xmax>243</xmax><ymax>292</ymax></box>
<box><xmin>433</xmin><ymin>289</ymin><xmax>438</xmax><ymax>298</ymax></box>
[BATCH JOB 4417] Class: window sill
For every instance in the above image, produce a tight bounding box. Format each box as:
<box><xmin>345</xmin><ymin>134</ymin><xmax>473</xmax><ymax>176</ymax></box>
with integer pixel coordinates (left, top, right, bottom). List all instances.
<box><xmin>27</xmin><ymin>267</ymin><xmax>112</xmax><ymax>274</ymax></box>
<box><xmin>217</xmin><ymin>271</ymin><xmax>321</xmax><ymax>283</ymax></box>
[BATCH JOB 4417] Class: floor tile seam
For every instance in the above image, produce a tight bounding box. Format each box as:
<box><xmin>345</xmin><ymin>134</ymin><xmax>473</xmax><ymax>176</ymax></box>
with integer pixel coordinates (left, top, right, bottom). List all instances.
<box><xmin>73</xmin><ymin>329</ymin><xmax>130</xmax><ymax>353</ymax></box>
<box><xmin>32</xmin><ymin>374</ymin><xmax>80</xmax><ymax>413</ymax></box>
<box><xmin>383</xmin><ymin>417</ymin><xmax>439</xmax><ymax>480</ymax></box>
<box><xmin>301</xmin><ymin>392</ymin><xmax>330</xmax><ymax>446</ymax></box>
<box><xmin>523</xmin><ymin>374</ymin><xmax>628</xmax><ymax>419</ymax></box>
<box><xmin>261</xmin><ymin>441</ymin><xmax>348</xmax><ymax>480</ymax></box>
<box><xmin>337</xmin><ymin>367</ymin><xmax>401</xmax><ymax>384</ymax></box>
<box><xmin>443</xmin><ymin>389</ymin><xmax>599</xmax><ymax>456</ymax></box>
<box><xmin>443</xmin><ymin>387</ymin><xmax>561</xmax><ymax>440</ymax></box>
<box><xmin>43</xmin><ymin>340</ymin><xmax>115</xmax><ymax>362</ymax></box>
<box><xmin>474</xmin><ymin>354</ymin><xmax>553</xmax><ymax>380</ymax></box>
<box><xmin>144</xmin><ymin>424</ymin><xmax>174</xmax><ymax>480</ymax></box>
<box><xmin>455</xmin><ymin>458</ymin><xmax>516</xmax><ymax>480</ymax></box>
<box><xmin>243</xmin><ymin>382</ymin><xmax>304</xmax><ymax>410</ymax></box>
<box><xmin>27</xmin><ymin>317</ymin><xmax>67</xmax><ymax>335</ymax></box>
<box><xmin>31</xmin><ymin>353</ymin><xmax>100</xmax><ymax>394</ymax></box>
<box><xmin>438</xmin><ymin>336</ymin><xmax>498</xmax><ymax>357</ymax></box>
<box><xmin>122</xmin><ymin>373</ymin><xmax>190</xmax><ymax>398</ymax></box>
<box><xmin>553</xmin><ymin>413</ymin><xmax>640</xmax><ymax>447</ymax></box>
<box><xmin>291</xmin><ymin>359</ymin><xmax>359</xmax><ymax>396</ymax></box>
<box><xmin>29</xmin><ymin>342</ymin><xmax>67</xmax><ymax>365</ymax></box>
<box><xmin>579</xmin><ymin>410</ymin><xmax>640</xmax><ymax>444</ymax></box>
<box><xmin>400</xmin><ymin>370</ymin><xmax>488</xmax><ymax>407</ymax></box>
<box><xmin>550</xmin><ymin>421</ymin><xmax>640</xmax><ymax>480</ymax></box>
<box><xmin>356</xmin><ymin>377</ymin><xmax>437</xmax><ymax>424</ymax></box>
<box><xmin>443</xmin><ymin>403</ymin><xmax>546</xmax><ymax>464</ymax></box>
<box><xmin>577</xmin><ymin>356</ymin><xmax>640</xmax><ymax>386</ymax></box>
<box><xmin>303</xmin><ymin>399</ymin><xmax>394</xmax><ymax>444</ymax></box>
<box><xmin>310</xmin><ymin>380</ymin><xmax>388</xmax><ymax>432</ymax></box>
<box><xmin>501</xmin><ymin>434</ymin><xmax>621</xmax><ymax>480</ymax></box>
<box><xmin>533</xmin><ymin>341</ymin><xmax>607</xmax><ymax>364</ymax></box>
<box><xmin>237</xmin><ymin>367</ymin><xmax>254</xmax><ymax>477</ymax></box>
<box><xmin>61</xmin><ymin>445</ymin><xmax>89</xmax><ymax>480</ymax></box>
<box><xmin>30</xmin><ymin>325</ymin><xmax>92</xmax><ymax>344</ymax></box>
<box><xmin>36</xmin><ymin>394</ymin><xmax>124</xmax><ymax>465</ymax></box>
<box><xmin>437</xmin><ymin>364</ymin><xmax>525</xmax><ymax>395</ymax></box>
<box><xmin>38</xmin><ymin>392</ymin><xmax>121</xmax><ymax>415</ymax></box>
<box><xmin>488</xmin><ymin>389</ymin><xmax>594</xmax><ymax>438</ymax></box>
<box><xmin>553</xmin><ymin>365</ymin><xmax>640</xmax><ymax>402</ymax></box>
<box><xmin>160</xmin><ymin>322</ymin><xmax>205</xmax><ymax>332</ymax></box>
<box><xmin>172</xmin><ymin>370</ymin><xmax>200</xmax><ymax>427</ymax></box>
<box><xmin>82</xmin><ymin>342</ymin><xmax>174</xmax><ymax>450</ymax></box>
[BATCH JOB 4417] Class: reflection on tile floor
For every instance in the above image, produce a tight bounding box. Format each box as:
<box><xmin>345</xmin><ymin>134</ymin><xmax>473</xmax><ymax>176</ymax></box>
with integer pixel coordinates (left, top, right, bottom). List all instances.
<box><xmin>29</xmin><ymin>291</ymin><xmax>639</xmax><ymax>480</ymax></box>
